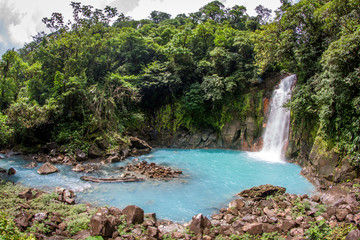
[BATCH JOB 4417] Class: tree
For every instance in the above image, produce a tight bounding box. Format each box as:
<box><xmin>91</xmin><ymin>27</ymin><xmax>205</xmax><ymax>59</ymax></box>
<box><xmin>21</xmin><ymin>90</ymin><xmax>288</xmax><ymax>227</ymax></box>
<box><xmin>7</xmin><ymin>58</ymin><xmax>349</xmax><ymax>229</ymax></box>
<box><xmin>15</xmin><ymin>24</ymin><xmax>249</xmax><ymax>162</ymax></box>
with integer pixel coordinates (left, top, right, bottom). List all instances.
<box><xmin>255</xmin><ymin>5</ymin><xmax>272</xmax><ymax>24</ymax></box>
<box><xmin>149</xmin><ymin>10</ymin><xmax>171</xmax><ymax>24</ymax></box>
<box><xmin>199</xmin><ymin>1</ymin><xmax>225</xmax><ymax>23</ymax></box>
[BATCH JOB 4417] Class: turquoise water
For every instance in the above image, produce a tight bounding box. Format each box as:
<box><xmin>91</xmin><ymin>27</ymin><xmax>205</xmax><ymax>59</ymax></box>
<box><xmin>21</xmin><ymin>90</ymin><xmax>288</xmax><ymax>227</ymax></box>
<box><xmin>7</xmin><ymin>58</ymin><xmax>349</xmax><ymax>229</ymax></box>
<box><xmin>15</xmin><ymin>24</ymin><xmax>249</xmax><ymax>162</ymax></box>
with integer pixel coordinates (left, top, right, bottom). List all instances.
<box><xmin>0</xmin><ymin>149</ymin><xmax>315</xmax><ymax>222</ymax></box>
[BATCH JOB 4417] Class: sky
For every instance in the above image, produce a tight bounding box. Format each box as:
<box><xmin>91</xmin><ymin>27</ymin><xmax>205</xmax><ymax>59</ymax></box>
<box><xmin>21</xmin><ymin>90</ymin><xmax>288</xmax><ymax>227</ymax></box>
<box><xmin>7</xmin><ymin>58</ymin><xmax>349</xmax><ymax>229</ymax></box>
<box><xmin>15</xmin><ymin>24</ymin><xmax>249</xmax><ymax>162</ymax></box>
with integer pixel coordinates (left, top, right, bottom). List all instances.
<box><xmin>0</xmin><ymin>0</ymin><xmax>281</xmax><ymax>56</ymax></box>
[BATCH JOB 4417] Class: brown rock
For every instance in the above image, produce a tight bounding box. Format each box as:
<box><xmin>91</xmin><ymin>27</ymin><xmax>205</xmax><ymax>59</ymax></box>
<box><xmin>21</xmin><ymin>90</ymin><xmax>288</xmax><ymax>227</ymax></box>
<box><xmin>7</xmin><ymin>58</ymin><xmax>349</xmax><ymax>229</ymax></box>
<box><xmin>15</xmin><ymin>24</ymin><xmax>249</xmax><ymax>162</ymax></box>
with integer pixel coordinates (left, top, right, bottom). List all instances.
<box><xmin>88</xmin><ymin>144</ymin><xmax>103</xmax><ymax>158</ymax></box>
<box><xmin>14</xmin><ymin>212</ymin><xmax>32</xmax><ymax>229</ymax></box>
<box><xmin>19</xmin><ymin>189</ymin><xmax>33</xmax><ymax>200</ymax></box>
<box><xmin>238</xmin><ymin>184</ymin><xmax>286</xmax><ymax>199</ymax></box>
<box><xmin>336</xmin><ymin>208</ymin><xmax>350</xmax><ymax>221</ymax></box>
<box><xmin>211</xmin><ymin>214</ymin><xmax>223</xmax><ymax>220</ymax></box>
<box><xmin>224</xmin><ymin>214</ymin><xmax>235</xmax><ymax>224</ymax></box>
<box><xmin>63</xmin><ymin>189</ymin><xmax>76</xmax><ymax>205</ymax></box>
<box><xmin>229</xmin><ymin>199</ymin><xmax>245</xmax><ymax>210</ymax></box>
<box><xmin>262</xmin><ymin>223</ymin><xmax>278</xmax><ymax>233</ymax></box>
<box><xmin>89</xmin><ymin>213</ymin><xmax>112</xmax><ymax>237</ymax></box>
<box><xmin>8</xmin><ymin>167</ymin><xmax>16</xmax><ymax>175</ymax></box>
<box><xmin>123</xmin><ymin>205</ymin><xmax>144</xmax><ymax>224</ymax></box>
<box><xmin>72</xmin><ymin>164</ymin><xmax>85</xmax><ymax>172</ymax></box>
<box><xmin>75</xmin><ymin>149</ymin><xmax>86</xmax><ymax>161</ymax></box>
<box><xmin>242</xmin><ymin>223</ymin><xmax>263</xmax><ymax>235</ymax></box>
<box><xmin>290</xmin><ymin>228</ymin><xmax>304</xmax><ymax>236</ymax></box>
<box><xmin>146</xmin><ymin>226</ymin><xmax>159</xmax><ymax>238</ymax></box>
<box><xmin>37</xmin><ymin>162</ymin><xmax>59</xmax><ymax>175</ymax></box>
<box><xmin>72</xmin><ymin>230</ymin><xmax>91</xmax><ymax>239</ymax></box>
<box><xmin>346</xmin><ymin>229</ymin><xmax>360</xmax><ymax>240</ymax></box>
<box><xmin>280</xmin><ymin>220</ymin><xmax>296</xmax><ymax>232</ymax></box>
<box><xmin>109</xmin><ymin>207</ymin><xmax>122</xmax><ymax>217</ymax></box>
<box><xmin>145</xmin><ymin>213</ymin><xmax>157</xmax><ymax>222</ymax></box>
<box><xmin>189</xmin><ymin>213</ymin><xmax>212</xmax><ymax>235</ymax></box>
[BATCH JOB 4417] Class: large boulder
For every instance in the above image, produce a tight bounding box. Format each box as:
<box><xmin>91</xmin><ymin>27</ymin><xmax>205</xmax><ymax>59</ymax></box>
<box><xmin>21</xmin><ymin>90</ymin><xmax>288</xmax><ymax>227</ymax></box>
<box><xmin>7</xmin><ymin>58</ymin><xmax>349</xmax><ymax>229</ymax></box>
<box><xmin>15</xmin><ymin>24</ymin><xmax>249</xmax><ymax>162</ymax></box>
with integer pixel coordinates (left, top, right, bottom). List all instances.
<box><xmin>37</xmin><ymin>162</ymin><xmax>59</xmax><ymax>175</ymax></box>
<box><xmin>88</xmin><ymin>144</ymin><xmax>103</xmax><ymax>158</ymax></box>
<box><xmin>346</xmin><ymin>229</ymin><xmax>360</xmax><ymax>240</ymax></box>
<box><xmin>89</xmin><ymin>213</ymin><xmax>112</xmax><ymax>237</ymax></box>
<box><xmin>75</xmin><ymin>149</ymin><xmax>86</xmax><ymax>161</ymax></box>
<box><xmin>19</xmin><ymin>189</ymin><xmax>33</xmax><ymax>200</ymax></box>
<box><xmin>129</xmin><ymin>137</ymin><xmax>152</xmax><ymax>151</ymax></box>
<box><xmin>238</xmin><ymin>184</ymin><xmax>286</xmax><ymax>199</ymax></box>
<box><xmin>122</xmin><ymin>205</ymin><xmax>144</xmax><ymax>225</ymax></box>
<box><xmin>188</xmin><ymin>213</ymin><xmax>212</xmax><ymax>235</ymax></box>
<box><xmin>14</xmin><ymin>212</ymin><xmax>33</xmax><ymax>229</ymax></box>
<box><xmin>242</xmin><ymin>223</ymin><xmax>263</xmax><ymax>235</ymax></box>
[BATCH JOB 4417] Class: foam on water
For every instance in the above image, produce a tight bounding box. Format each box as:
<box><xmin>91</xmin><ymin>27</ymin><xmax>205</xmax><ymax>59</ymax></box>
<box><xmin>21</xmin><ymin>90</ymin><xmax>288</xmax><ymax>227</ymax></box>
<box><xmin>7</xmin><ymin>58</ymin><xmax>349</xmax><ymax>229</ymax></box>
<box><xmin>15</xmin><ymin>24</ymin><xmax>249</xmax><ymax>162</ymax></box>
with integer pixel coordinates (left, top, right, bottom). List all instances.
<box><xmin>0</xmin><ymin>149</ymin><xmax>315</xmax><ymax>222</ymax></box>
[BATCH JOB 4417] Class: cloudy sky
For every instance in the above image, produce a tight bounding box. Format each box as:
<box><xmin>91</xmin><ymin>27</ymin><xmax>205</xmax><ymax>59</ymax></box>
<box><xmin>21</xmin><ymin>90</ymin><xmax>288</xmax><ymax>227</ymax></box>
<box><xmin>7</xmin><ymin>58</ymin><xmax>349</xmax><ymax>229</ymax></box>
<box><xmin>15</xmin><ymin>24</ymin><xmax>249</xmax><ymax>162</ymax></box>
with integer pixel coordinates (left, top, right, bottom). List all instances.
<box><xmin>0</xmin><ymin>0</ymin><xmax>281</xmax><ymax>56</ymax></box>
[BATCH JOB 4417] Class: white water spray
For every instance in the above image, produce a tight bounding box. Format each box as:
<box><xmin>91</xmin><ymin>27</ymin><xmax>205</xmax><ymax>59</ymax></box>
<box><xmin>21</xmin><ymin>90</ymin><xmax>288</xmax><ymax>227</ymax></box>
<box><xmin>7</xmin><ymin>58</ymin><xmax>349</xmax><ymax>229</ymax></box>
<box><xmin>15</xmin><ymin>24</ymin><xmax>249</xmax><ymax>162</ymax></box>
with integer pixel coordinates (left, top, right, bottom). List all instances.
<box><xmin>250</xmin><ymin>75</ymin><xmax>296</xmax><ymax>163</ymax></box>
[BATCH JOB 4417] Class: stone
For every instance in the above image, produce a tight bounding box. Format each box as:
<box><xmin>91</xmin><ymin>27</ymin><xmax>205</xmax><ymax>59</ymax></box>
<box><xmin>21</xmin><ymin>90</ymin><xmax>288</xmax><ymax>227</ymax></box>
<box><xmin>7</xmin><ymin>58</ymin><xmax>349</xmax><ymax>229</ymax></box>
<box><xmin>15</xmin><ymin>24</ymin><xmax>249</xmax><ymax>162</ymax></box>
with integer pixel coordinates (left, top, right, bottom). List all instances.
<box><xmin>346</xmin><ymin>229</ymin><xmax>360</xmax><ymax>240</ymax></box>
<box><xmin>188</xmin><ymin>213</ymin><xmax>212</xmax><ymax>235</ymax></box>
<box><xmin>63</xmin><ymin>189</ymin><xmax>76</xmax><ymax>205</ymax></box>
<box><xmin>130</xmin><ymin>137</ymin><xmax>152</xmax><ymax>150</ymax></box>
<box><xmin>34</xmin><ymin>212</ymin><xmax>48</xmax><ymax>222</ymax></box>
<box><xmin>232</xmin><ymin>220</ymin><xmax>245</xmax><ymax>231</ymax></box>
<box><xmin>238</xmin><ymin>184</ymin><xmax>286</xmax><ymax>199</ymax></box>
<box><xmin>229</xmin><ymin>199</ymin><xmax>245</xmax><ymax>210</ymax></box>
<box><xmin>123</xmin><ymin>205</ymin><xmax>144</xmax><ymax>224</ymax></box>
<box><xmin>88</xmin><ymin>144</ymin><xmax>103</xmax><ymax>158</ymax></box>
<box><xmin>89</xmin><ymin>213</ymin><xmax>113</xmax><ymax>237</ymax></box>
<box><xmin>75</xmin><ymin>149</ymin><xmax>86</xmax><ymax>161</ymax></box>
<box><xmin>14</xmin><ymin>212</ymin><xmax>32</xmax><ymax>228</ymax></box>
<box><xmin>311</xmin><ymin>195</ymin><xmax>320</xmax><ymax>202</ymax></box>
<box><xmin>224</xmin><ymin>214</ymin><xmax>235</xmax><ymax>224</ymax></box>
<box><xmin>211</xmin><ymin>214</ymin><xmax>223</xmax><ymax>220</ymax></box>
<box><xmin>242</xmin><ymin>223</ymin><xmax>263</xmax><ymax>235</ymax></box>
<box><xmin>262</xmin><ymin>223</ymin><xmax>278</xmax><ymax>233</ymax></box>
<box><xmin>336</xmin><ymin>208</ymin><xmax>350</xmax><ymax>221</ymax></box>
<box><xmin>145</xmin><ymin>213</ymin><xmax>157</xmax><ymax>222</ymax></box>
<box><xmin>24</xmin><ymin>162</ymin><xmax>38</xmax><ymax>168</ymax></box>
<box><xmin>146</xmin><ymin>226</ymin><xmax>159</xmax><ymax>238</ymax></box>
<box><xmin>7</xmin><ymin>167</ymin><xmax>16</xmax><ymax>175</ymax></box>
<box><xmin>263</xmin><ymin>207</ymin><xmax>275</xmax><ymax>217</ymax></box>
<box><xmin>19</xmin><ymin>189</ymin><xmax>33</xmax><ymax>200</ymax></box>
<box><xmin>280</xmin><ymin>220</ymin><xmax>296</xmax><ymax>232</ymax></box>
<box><xmin>37</xmin><ymin>162</ymin><xmax>59</xmax><ymax>175</ymax></box>
<box><xmin>290</xmin><ymin>228</ymin><xmax>304</xmax><ymax>236</ymax></box>
<box><xmin>72</xmin><ymin>164</ymin><xmax>85</xmax><ymax>172</ymax></box>
<box><xmin>109</xmin><ymin>207</ymin><xmax>122</xmax><ymax>217</ymax></box>
<box><xmin>72</xmin><ymin>230</ymin><xmax>91</xmax><ymax>239</ymax></box>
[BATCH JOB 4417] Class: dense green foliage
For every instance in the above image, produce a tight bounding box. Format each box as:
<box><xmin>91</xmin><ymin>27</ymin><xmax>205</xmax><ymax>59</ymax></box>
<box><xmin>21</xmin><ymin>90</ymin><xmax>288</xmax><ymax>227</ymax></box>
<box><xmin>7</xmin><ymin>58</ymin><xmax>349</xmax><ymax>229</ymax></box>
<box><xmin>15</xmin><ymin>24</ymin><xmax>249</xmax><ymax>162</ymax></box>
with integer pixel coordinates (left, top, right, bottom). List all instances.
<box><xmin>255</xmin><ymin>0</ymin><xmax>360</xmax><ymax>164</ymax></box>
<box><xmin>0</xmin><ymin>1</ymin><xmax>264</xmax><ymax>150</ymax></box>
<box><xmin>0</xmin><ymin>0</ymin><xmax>359</xmax><ymax>165</ymax></box>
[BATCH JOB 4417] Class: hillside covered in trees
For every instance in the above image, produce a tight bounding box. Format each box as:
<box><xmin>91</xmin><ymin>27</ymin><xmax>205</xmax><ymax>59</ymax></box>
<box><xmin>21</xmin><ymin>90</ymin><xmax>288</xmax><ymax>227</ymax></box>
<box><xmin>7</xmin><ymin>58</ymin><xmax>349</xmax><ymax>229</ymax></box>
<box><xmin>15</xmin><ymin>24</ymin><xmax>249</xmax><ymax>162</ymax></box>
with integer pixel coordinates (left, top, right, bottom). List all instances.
<box><xmin>0</xmin><ymin>0</ymin><xmax>359</xmax><ymax>169</ymax></box>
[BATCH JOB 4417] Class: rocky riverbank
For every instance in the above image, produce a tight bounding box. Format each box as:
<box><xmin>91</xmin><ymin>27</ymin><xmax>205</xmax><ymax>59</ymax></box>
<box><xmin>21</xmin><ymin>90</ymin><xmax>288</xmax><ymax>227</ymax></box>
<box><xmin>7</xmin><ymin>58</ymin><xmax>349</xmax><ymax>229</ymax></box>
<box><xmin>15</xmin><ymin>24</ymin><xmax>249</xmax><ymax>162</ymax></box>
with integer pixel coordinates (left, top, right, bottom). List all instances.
<box><xmin>1</xmin><ymin>179</ymin><xmax>360</xmax><ymax>240</ymax></box>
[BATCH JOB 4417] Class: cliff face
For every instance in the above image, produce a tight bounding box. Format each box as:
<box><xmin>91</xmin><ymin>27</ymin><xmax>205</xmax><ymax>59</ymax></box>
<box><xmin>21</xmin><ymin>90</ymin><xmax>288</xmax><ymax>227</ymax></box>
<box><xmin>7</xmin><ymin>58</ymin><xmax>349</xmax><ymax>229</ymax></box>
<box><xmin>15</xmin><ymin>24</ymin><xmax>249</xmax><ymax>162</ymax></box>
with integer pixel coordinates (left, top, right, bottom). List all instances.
<box><xmin>139</xmin><ymin>72</ymin><xmax>285</xmax><ymax>151</ymax></box>
<box><xmin>286</xmin><ymin>120</ymin><xmax>359</xmax><ymax>185</ymax></box>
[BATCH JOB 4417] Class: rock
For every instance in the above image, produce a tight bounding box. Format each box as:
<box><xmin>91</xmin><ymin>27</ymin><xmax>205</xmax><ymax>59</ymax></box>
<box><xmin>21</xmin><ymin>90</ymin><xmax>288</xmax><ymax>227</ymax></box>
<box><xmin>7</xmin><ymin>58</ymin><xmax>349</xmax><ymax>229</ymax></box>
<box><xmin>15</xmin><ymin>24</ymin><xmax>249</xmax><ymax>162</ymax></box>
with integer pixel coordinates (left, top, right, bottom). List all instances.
<box><xmin>262</xmin><ymin>223</ymin><xmax>278</xmax><ymax>233</ymax></box>
<box><xmin>14</xmin><ymin>212</ymin><xmax>32</xmax><ymax>229</ymax></box>
<box><xmin>37</xmin><ymin>162</ymin><xmax>59</xmax><ymax>175</ymax></box>
<box><xmin>147</xmin><ymin>226</ymin><xmax>159</xmax><ymax>238</ymax></box>
<box><xmin>63</xmin><ymin>189</ymin><xmax>76</xmax><ymax>205</ymax></box>
<box><xmin>311</xmin><ymin>195</ymin><xmax>320</xmax><ymax>202</ymax></box>
<box><xmin>263</xmin><ymin>207</ymin><xmax>275</xmax><ymax>217</ymax></box>
<box><xmin>290</xmin><ymin>228</ymin><xmax>304</xmax><ymax>236</ymax></box>
<box><xmin>19</xmin><ymin>189</ymin><xmax>33</xmax><ymax>200</ymax></box>
<box><xmin>242</xmin><ymin>223</ymin><xmax>263</xmax><ymax>235</ymax></box>
<box><xmin>75</xmin><ymin>149</ymin><xmax>86</xmax><ymax>161</ymax></box>
<box><xmin>34</xmin><ymin>212</ymin><xmax>48</xmax><ymax>222</ymax></box>
<box><xmin>280</xmin><ymin>220</ymin><xmax>296</xmax><ymax>232</ymax></box>
<box><xmin>336</xmin><ymin>208</ymin><xmax>350</xmax><ymax>221</ymax></box>
<box><xmin>109</xmin><ymin>207</ymin><xmax>122</xmax><ymax>217</ymax></box>
<box><xmin>89</xmin><ymin>213</ymin><xmax>113</xmax><ymax>237</ymax></box>
<box><xmin>24</xmin><ymin>162</ymin><xmax>38</xmax><ymax>168</ymax></box>
<box><xmin>145</xmin><ymin>213</ymin><xmax>157</xmax><ymax>222</ymax></box>
<box><xmin>211</xmin><ymin>214</ymin><xmax>223</xmax><ymax>220</ymax></box>
<box><xmin>130</xmin><ymin>137</ymin><xmax>152</xmax><ymax>151</ymax></box>
<box><xmin>7</xmin><ymin>167</ymin><xmax>16</xmax><ymax>175</ymax></box>
<box><xmin>188</xmin><ymin>213</ymin><xmax>212</xmax><ymax>235</ymax></box>
<box><xmin>123</xmin><ymin>205</ymin><xmax>144</xmax><ymax>224</ymax></box>
<box><xmin>238</xmin><ymin>184</ymin><xmax>286</xmax><ymax>199</ymax></box>
<box><xmin>224</xmin><ymin>214</ymin><xmax>235</xmax><ymax>224</ymax></box>
<box><xmin>346</xmin><ymin>229</ymin><xmax>360</xmax><ymax>240</ymax></box>
<box><xmin>72</xmin><ymin>230</ymin><xmax>91</xmax><ymax>239</ymax></box>
<box><xmin>232</xmin><ymin>220</ymin><xmax>245</xmax><ymax>231</ymax></box>
<box><xmin>229</xmin><ymin>199</ymin><xmax>245</xmax><ymax>210</ymax></box>
<box><xmin>88</xmin><ymin>144</ymin><xmax>103</xmax><ymax>158</ymax></box>
<box><xmin>72</xmin><ymin>164</ymin><xmax>85</xmax><ymax>172</ymax></box>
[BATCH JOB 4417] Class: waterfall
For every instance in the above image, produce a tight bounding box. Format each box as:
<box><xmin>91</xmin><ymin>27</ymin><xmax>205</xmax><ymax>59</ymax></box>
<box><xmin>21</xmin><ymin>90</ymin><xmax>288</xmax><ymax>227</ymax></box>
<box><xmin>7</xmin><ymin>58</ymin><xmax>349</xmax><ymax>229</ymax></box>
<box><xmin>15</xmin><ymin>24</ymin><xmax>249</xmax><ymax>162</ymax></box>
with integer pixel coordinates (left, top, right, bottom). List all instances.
<box><xmin>250</xmin><ymin>74</ymin><xmax>296</xmax><ymax>163</ymax></box>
